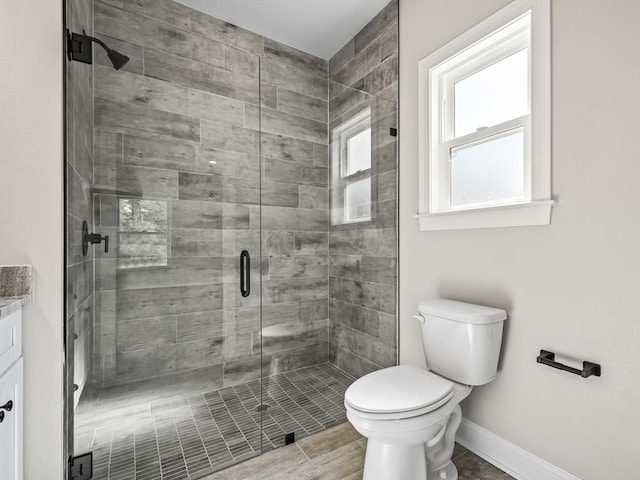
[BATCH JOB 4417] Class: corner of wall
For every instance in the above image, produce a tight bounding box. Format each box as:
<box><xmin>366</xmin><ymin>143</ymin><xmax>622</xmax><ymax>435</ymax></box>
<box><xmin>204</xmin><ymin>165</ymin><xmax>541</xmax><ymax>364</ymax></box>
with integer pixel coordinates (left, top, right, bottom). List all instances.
<box><xmin>0</xmin><ymin>1</ymin><xmax>65</xmax><ymax>478</ymax></box>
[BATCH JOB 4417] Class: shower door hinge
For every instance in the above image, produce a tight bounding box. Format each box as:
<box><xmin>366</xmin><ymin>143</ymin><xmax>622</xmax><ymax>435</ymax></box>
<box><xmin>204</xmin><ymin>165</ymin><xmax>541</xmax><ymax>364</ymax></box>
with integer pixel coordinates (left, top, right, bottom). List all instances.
<box><xmin>69</xmin><ymin>452</ymin><xmax>93</xmax><ymax>480</ymax></box>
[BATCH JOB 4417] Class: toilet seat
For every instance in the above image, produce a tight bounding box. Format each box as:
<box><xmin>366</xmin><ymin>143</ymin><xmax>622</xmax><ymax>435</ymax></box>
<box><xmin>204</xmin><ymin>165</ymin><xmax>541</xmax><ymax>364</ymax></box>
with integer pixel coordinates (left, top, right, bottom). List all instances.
<box><xmin>345</xmin><ymin>365</ymin><xmax>454</xmax><ymax>420</ymax></box>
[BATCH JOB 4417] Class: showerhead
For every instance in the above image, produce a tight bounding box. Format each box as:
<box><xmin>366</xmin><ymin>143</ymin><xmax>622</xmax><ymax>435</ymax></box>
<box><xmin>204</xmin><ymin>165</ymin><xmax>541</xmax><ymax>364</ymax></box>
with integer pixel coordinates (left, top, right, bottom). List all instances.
<box><xmin>67</xmin><ymin>29</ymin><xmax>130</xmax><ymax>71</ymax></box>
<box><xmin>107</xmin><ymin>49</ymin><xmax>130</xmax><ymax>71</ymax></box>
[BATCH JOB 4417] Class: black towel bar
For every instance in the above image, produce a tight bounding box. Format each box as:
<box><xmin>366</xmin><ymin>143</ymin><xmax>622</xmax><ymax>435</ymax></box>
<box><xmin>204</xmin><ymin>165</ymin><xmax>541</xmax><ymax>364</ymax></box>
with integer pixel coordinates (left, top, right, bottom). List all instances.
<box><xmin>536</xmin><ymin>350</ymin><xmax>601</xmax><ymax>378</ymax></box>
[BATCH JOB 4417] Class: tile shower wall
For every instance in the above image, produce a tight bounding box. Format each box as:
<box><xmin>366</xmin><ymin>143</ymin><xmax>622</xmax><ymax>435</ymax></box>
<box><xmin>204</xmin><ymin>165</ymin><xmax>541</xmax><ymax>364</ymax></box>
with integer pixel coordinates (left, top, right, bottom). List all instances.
<box><xmin>328</xmin><ymin>0</ymin><xmax>399</xmax><ymax>378</ymax></box>
<box><xmin>91</xmin><ymin>0</ymin><xmax>330</xmax><ymax>387</ymax></box>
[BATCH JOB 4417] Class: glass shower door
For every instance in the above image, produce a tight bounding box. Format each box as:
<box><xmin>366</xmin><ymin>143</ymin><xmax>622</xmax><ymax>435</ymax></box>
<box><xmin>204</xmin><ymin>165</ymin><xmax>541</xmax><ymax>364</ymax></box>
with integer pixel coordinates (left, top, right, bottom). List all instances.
<box><xmin>66</xmin><ymin>0</ymin><xmax>399</xmax><ymax>477</ymax></box>
<box><xmin>68</xmin><ymin>0</ymin><xmax>265</xmax><ymax>477</ymax></box>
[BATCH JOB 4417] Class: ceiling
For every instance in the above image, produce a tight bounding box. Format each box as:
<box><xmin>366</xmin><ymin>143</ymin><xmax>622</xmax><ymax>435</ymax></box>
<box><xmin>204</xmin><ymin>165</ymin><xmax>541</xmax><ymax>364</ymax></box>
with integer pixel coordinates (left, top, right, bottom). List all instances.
<box><xmin>175</xmin><ymin>0</ymin><xmax>392</xmax><ymax>59</ymax></box>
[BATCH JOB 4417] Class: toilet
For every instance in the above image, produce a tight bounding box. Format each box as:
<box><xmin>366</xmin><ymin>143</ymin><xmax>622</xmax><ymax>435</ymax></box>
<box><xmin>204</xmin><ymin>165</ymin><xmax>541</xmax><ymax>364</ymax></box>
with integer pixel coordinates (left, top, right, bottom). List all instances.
<box><xmin>344</xmin><ymin>299</ymin><xmax>506</xmax><ymax>480</ymax></box>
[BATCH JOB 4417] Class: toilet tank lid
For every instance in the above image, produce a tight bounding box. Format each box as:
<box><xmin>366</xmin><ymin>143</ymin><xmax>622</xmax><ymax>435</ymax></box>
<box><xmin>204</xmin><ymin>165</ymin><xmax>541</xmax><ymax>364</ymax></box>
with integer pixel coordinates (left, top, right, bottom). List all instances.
<box><xmin>418</xmin><ymin>299</ymin><xmax>506</xmax><ymax>324</ymax></box>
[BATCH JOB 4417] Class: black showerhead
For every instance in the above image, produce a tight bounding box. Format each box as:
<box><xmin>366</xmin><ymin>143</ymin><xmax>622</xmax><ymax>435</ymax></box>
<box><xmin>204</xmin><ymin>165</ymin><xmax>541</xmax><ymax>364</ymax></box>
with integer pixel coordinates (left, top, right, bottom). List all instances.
<box><xmin>107</xmin><ymin>49</ymin><xmax>130</xmax><ymax>71</ymax></box>
<box><xmin>67</xmin><ymin>29</ymin><xmax>129</xmax><ymax>70</ymax></box>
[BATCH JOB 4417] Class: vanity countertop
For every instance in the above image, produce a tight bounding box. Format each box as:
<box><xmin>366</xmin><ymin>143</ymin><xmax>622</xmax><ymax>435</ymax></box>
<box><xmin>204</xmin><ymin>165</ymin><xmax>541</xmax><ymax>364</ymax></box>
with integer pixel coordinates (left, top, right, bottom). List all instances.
<box><xmin>0</xmin><ymin>265</ymin><xmax>32</xmax><ymax>320</ymax></box>
<box><xmin>0</xmin><ymin>295</ymin><xmax>31</xmax><ymax>319</ymax></box>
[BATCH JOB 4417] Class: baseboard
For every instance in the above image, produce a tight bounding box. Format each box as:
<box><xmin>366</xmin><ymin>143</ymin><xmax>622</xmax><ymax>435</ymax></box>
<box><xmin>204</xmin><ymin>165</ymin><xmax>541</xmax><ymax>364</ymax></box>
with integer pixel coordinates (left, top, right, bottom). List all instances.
<box><xmin>455</xmin><ymin>418</ymin><xmax>583</xmax><ymax>480</ymax></box>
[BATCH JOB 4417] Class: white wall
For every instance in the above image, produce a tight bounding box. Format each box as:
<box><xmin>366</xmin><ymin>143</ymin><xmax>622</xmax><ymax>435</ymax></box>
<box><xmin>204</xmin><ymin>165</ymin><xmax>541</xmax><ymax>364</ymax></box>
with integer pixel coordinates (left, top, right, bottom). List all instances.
<box><xmin>0</xmin><ymin>1</ymin><xmax>64</xmax><ymax>479</ymax></box>
<box><xmin>399</xmin><ymin>1</ymin><xmax>640</xmax><ymax>478</ymax></box>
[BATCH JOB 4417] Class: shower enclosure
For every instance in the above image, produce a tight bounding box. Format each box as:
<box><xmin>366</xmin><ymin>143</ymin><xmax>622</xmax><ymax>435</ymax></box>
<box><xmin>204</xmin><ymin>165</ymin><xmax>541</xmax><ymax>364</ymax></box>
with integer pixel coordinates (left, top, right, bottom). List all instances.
<box><xmin>64</xmin><ymin>0</ymin><xmax>398</xmax><ymax>478</ymax></box>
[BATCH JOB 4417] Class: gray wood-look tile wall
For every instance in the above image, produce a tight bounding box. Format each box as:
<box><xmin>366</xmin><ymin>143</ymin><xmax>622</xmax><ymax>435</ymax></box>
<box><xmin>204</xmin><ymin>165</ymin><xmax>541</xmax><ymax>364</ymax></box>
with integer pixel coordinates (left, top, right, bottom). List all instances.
<box><xmin>91</xmin><ymin>0</ymin><xmax>336</xmax><ymax>388</ymax></box>
<box><xmin>327</xmin><ymin>0</ymin><xmax>399</xmax><ymax>378</ymax></box>
<box><xmin>89</xmin><ymin>0</ymin><xmax>398</xmax><ymax>389</ymax></box>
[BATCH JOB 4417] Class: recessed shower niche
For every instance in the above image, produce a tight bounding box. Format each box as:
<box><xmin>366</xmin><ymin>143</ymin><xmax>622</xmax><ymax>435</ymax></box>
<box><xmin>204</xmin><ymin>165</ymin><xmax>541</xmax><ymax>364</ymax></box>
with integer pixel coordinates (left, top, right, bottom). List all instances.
<box><xmin>64</xmin><ymin>0</ymin><xmax>398</xmax><ymax>477</ymax></box>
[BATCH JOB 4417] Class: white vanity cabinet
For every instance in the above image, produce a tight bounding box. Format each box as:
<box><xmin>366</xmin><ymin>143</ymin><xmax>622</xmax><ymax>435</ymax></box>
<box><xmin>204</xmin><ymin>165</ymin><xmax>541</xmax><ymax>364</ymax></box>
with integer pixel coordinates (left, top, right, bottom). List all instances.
<box><xmin>0</xmin><ymin>308</ymin><xmax>23</xmax><ymax>480</ymax></box>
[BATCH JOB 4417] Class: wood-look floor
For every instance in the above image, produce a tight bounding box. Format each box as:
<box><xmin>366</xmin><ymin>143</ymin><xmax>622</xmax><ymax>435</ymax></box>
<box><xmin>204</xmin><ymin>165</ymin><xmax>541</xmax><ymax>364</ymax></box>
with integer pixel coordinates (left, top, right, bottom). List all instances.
<box><xmin>204</xmin><ymin>422</ymin><xmax>515</xmax><ymax>480</ymax></box>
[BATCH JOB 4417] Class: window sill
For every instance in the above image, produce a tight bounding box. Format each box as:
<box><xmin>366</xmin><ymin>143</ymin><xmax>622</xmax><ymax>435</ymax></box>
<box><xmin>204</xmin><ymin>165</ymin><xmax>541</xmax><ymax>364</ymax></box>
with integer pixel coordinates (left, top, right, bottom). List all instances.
<box><xmin>415</xmin><ymin>200</ymin><xmax>554</xmax><ymax>231</ymax></box>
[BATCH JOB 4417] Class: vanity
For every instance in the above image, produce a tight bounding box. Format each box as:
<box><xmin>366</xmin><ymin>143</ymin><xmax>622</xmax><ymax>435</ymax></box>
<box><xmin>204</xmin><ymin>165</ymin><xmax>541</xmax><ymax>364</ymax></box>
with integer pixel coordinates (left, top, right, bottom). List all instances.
<box><xmin>0</xmin><ymin>266</ymin><xmax>29</xmax><ymax>480</ymax></box>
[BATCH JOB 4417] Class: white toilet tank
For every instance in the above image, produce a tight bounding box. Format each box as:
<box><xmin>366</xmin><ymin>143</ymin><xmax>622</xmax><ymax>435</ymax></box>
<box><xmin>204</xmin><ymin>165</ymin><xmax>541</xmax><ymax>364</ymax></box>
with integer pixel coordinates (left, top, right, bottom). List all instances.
<box><xmin>417</xmin><ymin>299</ymin><xmax>506</xmax><ymax>386</ymax></box>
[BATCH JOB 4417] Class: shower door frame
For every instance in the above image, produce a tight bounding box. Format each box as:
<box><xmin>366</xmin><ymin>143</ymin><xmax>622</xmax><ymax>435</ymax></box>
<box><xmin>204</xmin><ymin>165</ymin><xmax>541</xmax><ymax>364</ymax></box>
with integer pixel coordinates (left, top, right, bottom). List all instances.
<box><xmin>62</xmin><ymin>1</ymin><xmax>73</xmax><ymax>478</ymax></box>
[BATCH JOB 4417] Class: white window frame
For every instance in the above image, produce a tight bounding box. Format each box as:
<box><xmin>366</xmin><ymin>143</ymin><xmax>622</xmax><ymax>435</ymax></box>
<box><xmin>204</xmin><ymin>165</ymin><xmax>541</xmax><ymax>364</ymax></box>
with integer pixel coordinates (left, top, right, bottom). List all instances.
<box><xmin>331</xmin><ymin>108</ymin><xmax>372</xmax><ymax>225</ymax></box>
<box><xmin>417</xmin><ymin>0</ymin><xmax>552</xmax><ymax>231</ymax></box>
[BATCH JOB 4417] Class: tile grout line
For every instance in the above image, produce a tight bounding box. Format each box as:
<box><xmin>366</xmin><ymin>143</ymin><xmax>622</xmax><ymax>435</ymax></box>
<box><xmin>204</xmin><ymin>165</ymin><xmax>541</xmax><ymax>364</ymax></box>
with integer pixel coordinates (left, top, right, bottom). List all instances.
<box><xmin>305</xmin><ymin>364</ymin><xmax>354</xmax><ymax>405</ymax></box>
<box><xmin>200</xmin><ymin>392</ymin><xmax>236</xmax><ymax>466</ymax></box>
<box><xmin>286</xmin><ymin>369</ymin><xmax>346</xmax><ymax>421</ymax></box>
<box><xmin>280</xmin><ymin>371</ymin><xmax>339</xmax><ymax>425</ymax></box>
<box><xmin>269</xmin><ymin>375</ymin><xmax>324</xmax><ymax>434</ymax></box>
<box><xmin>188</xmin><ymin>393</ymin><xmax>224</xmax><ymax>473</ymax></box>
<box><xmin>259</xmin><ymin>385</ymin><xmax>308</xmax><ymax>441</ymax></box>
<box><xmin>237</xmin><ymin>382</ymin><xmax>280</xmax><ymax>450</ymax></box>
<box><xmin>214</xmin><ymin>389</ymin><xmax>258</xmax><ymax>458</ymax></box>
<box><xmin>296</xmin><ymin>443</ymin><xmax>312</xmax><ymax>462</ymax></box>
<box><xmin>206</xmin><ymin>392</ymin><xmax>238</xmax><ymax>456</ymax></box>
<box><xmin>230</xmin><ymin>384</ymin><xmax>269</xmax><ymax>450</ymax></box>
<box><xmin>170</xmin><ymin>409</ymin><xmax>190</xmax><ymax>479</ymax></box>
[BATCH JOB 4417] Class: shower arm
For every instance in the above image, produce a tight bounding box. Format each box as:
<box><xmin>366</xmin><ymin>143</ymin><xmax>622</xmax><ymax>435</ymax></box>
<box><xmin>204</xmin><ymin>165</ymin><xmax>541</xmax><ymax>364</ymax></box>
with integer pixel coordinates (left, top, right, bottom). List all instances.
<box><xmin>84</xmin><ymin>34</ymin><xmax>111</xmax><ymax>54</ymax></box>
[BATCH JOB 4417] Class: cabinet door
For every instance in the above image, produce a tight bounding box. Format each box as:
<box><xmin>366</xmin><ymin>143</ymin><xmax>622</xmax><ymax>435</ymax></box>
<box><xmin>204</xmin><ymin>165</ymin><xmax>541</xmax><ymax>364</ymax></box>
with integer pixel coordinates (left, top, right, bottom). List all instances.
<box><xmin>0</xmin><ymin>358</ymin><xmax>23</xmax><ymax>480</ymax></box>
<box><xmin>0</xmin><ymin>309</ymin><xmax>22</xmax><ymax>375</ymax></box>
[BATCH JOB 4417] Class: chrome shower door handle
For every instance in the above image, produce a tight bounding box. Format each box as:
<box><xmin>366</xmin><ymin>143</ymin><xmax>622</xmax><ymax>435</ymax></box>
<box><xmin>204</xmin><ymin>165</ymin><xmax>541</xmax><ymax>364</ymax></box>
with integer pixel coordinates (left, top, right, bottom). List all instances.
<box><xmin>240</xmin><ymin>250</ymin><xmax>250</xmax><ymax>297</ymax></box>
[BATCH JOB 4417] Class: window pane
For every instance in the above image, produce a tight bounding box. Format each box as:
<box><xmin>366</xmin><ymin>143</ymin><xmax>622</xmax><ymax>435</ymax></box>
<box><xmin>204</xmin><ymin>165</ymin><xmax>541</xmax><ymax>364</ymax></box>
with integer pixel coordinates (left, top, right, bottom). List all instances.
<box><xmin>454</xmin><ymin>49</ymin><xmax>528</xmax><ymax>138</ymax></box>
<box><xmin>119</xmin><ymin>199</ymin><xmax>167</xmax><ymax>232</ymax></box>
<box><xmin>450</xmin><ymin>130</ymin><xmax>524</xmax><ymax>207</ymax></box>
<box><xmin>346</xmin><ymin>128</ymin><xmax>371</xmax><ymax>175</ymax></box>
<box><xmin>345</xmin><ymin>177</ymin><xmax>371</xmax><ymax>222</ymax></box>
<box><xmin>331</xmin><ymin>107</ymin><xmax>372</xmax><ymax>225</ymax></box>
<box><xmin>118</xmin><ymin>199</ymin><xmax>168</xmax><ymax>268</ymax></box>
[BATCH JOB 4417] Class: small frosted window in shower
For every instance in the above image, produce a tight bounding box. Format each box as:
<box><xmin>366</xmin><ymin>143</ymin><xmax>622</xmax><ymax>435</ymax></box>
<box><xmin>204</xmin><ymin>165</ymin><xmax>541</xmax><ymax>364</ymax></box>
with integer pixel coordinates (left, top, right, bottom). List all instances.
<box><xmin>345</xmin><ymin>178</ymin><xmax>372</xmax><ymax>222</ymax></box>
<box><xmin>331</xmin><ymin>108</ymin><xmax>372</xmax><ymax>224</ymax></box>
<box><xmin>118</xmin><ymin>199</ymin><xmax>168</xmax><ymax>269</ymax></box>
<box><xmin>345</xmin><ymin>128</ymin><xmax>371</xmax><ymax>176</ymax></box>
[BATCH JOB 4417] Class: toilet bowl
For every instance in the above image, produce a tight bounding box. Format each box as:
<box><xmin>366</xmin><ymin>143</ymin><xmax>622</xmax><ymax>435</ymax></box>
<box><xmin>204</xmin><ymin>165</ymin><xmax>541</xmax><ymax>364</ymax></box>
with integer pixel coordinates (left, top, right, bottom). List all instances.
<box><xmin>345</xmin><ymin>365</ymin><xmax>471</xmax><ymax>480</ymax></box>
<box><xmin>344</xmin><ymin>299</ymin><xmax>506</xmax><ymax>480</ymax></box>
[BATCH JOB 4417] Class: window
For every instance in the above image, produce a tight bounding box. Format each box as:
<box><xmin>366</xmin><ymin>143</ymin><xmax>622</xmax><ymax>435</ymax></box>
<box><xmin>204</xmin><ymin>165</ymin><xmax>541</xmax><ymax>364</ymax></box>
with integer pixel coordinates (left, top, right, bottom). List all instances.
<box><xmin>118</xmin><ymin>198</ymin><xmax>169</xmax><ymax>269</ymax></box>
<box><xmin>331</xmin><ymin>108</ymin><xmax>372</xmax><ymax>224</ymax></box>
<box><xmin>418</xmin><ymin>0</ymin><xmax>552</xmax><ymax>231</ymax></box>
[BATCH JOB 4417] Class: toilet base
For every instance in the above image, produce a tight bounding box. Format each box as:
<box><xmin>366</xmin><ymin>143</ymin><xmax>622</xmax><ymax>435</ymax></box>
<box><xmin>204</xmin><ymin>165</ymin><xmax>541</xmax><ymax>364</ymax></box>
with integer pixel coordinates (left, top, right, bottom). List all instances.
<box><xmin>428</xmin><ymin>460</ymin><xmax>458</xmax><ymax>480</ymax></box>
<box><xmin>361</xmin><ymin>442</ymin><xmax>460</xmax><ymax>480</ymax></box>
<box><xmin>363</xmin><ymin>440</ymin><xmax>427</xmax><ymax>480</ymax></box>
